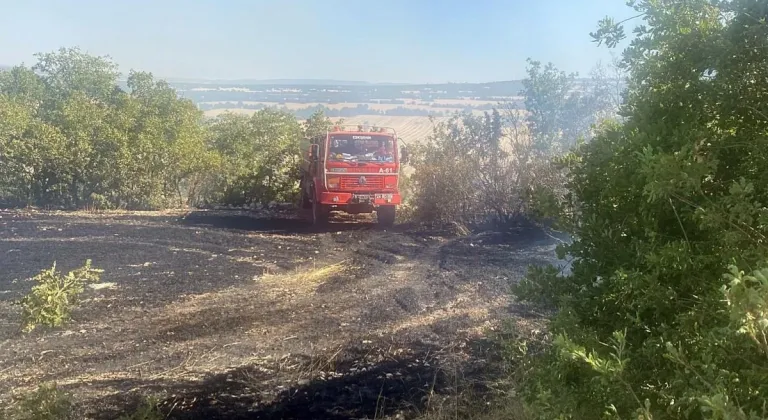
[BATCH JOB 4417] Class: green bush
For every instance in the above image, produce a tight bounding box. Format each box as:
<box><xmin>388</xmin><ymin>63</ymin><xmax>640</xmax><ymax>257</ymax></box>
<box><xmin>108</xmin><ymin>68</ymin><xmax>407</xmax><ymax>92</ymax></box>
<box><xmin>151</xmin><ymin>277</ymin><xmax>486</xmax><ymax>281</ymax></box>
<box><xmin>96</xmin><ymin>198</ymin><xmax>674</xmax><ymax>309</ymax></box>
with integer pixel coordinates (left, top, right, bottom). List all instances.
<box><xmin>407</xmin><ymin>59</ymin><xmax>616</xmax><ymax>226</ymax></box>
<box><xmin>205</xmin><ymin>109</ymin><xmax>305</xmax><ymax>207</ymax></box>
<box><xmin>5</xmin><ymin>383</ymin><xmax>74</xmax><ymax>420</ymax></box>
<box><xmin>514</xmin><ymin>0</ymin><xmax>768</xmax><ymax>418</ymax></box>
<box><xmin>20</xmin><ymin>260</ymin><xmax>103</xmax><ymax>332</ymax></box>
<box><xmin>408</xmin><ymin>110</ymin><xmax>563</xmax><ymax>225</ymax></box>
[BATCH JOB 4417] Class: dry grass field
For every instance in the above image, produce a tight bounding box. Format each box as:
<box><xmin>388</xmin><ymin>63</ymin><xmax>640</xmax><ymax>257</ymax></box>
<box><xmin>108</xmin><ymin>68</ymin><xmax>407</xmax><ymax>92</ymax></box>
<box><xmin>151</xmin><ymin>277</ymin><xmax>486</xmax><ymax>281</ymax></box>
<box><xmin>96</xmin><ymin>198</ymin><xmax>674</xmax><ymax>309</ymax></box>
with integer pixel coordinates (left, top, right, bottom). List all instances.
<box><xmin>203</xmin><ymin>108</ymin><xmax>262</xmax><ymax>118</ymax></box>
<box><xmin>203</xmin><ymin>111</ymin><xmax>449</xmax><ymax>143</ymax></box>
<box><xmin>201</xmin><ymin>101</ymin><xmax>437</xmax><ymax>111</ymax></box>
<box><xmin>200</xmin><ymin>98</ymin><xmax>518</xmax><ymax>110</ymax></box>
<box><xmin>323</xmin><ymin>115</ymin><xmax>449</xmax><ymax>142</ymax></box>
<box><xmin>430</xmin><ymin>98</ymin><xmax>518</xmax><ymax>106</ymax></box>
<box><xmin>201</xmin><ymin>99</ymin><xmax>527</xmax><ymax>144</ymax></box>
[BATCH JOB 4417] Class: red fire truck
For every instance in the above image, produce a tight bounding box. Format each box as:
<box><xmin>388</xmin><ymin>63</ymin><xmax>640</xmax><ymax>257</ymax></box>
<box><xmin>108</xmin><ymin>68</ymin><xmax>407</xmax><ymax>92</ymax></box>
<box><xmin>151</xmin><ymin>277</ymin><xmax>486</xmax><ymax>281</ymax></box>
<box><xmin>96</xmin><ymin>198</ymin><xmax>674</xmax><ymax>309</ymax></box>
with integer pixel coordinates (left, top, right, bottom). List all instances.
<box><xmin>299</xmin><ymin>125</ymin><xmax>408</xmax><ymax>227</ymax></box>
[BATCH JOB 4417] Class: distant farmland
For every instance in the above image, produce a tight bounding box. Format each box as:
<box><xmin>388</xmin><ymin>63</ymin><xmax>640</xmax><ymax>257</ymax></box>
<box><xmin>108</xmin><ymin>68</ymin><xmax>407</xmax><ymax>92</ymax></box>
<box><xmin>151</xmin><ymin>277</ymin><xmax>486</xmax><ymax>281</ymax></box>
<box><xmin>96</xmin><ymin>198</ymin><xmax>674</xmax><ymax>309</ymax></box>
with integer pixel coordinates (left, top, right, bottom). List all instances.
<box><xmin>201</xmin><ymin>101</ymin><xmax>490</xmax><ymax>119</ymax></box>
<box><xmin>200</xmin><ymin>95</ymin><xmax>525</xmax><ymax>144</ymax></box>
<box><xmin>199</xmin><ymin>98</ymin><xmax>512</xmax><ymax>110</ymax></box>
<box><xmin>323</xmin><ymin>115</ymin><xmax>447</xmax><ymax>142</ymax></box>
<box><xmin>203</xmin><ymin>110</ymin><xmax>448</xmax><ymax>143</ymax></box>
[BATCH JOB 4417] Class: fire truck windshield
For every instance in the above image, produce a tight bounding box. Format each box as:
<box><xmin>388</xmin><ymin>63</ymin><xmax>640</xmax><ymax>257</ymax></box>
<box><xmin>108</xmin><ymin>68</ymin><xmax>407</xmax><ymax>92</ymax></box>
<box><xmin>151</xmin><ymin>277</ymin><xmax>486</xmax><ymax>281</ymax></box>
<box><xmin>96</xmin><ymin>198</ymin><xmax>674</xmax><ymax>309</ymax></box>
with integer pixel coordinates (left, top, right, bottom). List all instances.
<box><xmin>328</xmin><ymin>134</ymin><xmax>395</xmax><ymax>163</ymax></box>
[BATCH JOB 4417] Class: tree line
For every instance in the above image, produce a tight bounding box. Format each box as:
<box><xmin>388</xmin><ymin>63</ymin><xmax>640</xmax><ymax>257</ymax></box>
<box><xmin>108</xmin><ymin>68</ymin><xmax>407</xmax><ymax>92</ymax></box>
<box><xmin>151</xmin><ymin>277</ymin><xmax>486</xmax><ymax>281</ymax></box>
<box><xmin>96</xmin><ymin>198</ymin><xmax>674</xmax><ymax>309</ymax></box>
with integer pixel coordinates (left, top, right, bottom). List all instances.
<box><xmin>0</xmin><ymin>46</ymin><xmax>610</xmax><ymax>213</ymax></box>
<box><xmin>0</xmin><ymin>48</ymin><xmax>336</xmax><ymax>210</ymax></box>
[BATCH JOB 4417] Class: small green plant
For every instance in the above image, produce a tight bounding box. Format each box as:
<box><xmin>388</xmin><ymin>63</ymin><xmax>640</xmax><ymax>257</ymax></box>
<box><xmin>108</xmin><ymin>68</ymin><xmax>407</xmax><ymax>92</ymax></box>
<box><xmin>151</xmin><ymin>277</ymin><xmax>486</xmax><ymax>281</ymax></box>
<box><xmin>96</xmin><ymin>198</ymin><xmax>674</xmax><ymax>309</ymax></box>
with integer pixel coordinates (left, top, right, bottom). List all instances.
<box><xmin>117</xmin><ymin>396</ymin><xmax>164</xmax><ymax>420</ymax></box>
<box><xmin>6</xmin><ymin>383</ymin><xmax>74</xmax><ymax>420</ymax></box>
<box><xmin>19</xmin><ymin>259</ymin><xmax>104</xmax><ymax>332</ymax></box>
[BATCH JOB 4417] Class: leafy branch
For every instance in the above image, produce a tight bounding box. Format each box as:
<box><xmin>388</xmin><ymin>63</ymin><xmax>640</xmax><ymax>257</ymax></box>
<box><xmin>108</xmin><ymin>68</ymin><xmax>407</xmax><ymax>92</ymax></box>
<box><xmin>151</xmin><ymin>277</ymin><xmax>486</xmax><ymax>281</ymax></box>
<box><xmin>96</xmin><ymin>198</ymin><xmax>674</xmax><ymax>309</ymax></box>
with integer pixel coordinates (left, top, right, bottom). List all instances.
<box><xmin>19</xmin><ymin>259</ymin><xmax>103</xmax><ymax>332</ymax></box>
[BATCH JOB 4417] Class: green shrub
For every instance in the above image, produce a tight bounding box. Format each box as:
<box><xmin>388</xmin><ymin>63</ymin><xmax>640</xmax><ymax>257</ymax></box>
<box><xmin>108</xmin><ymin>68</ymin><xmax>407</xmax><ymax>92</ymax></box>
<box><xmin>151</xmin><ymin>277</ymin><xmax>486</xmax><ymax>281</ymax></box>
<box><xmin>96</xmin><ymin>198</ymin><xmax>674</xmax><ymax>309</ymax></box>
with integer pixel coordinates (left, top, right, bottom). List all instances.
<box><xmin>514</xmin><ymin>1</ymin><xmax>768</xmax><ymax>418</ymax></box>
<box><xmin>5</xmin><ymin>383</ymin><xmax>74</xmax><ymax>420</ymax></box>
<box><xmin>204</xmin><ymin>109</ymin><xmax>305</xmax><ymax>207</ymax></box>
<box><xmin>20</xmin><ymin>259</ymin><xmax>103</xmax><ymax>332</ymax></box>
<box><xmin>407</xmin><ymin>58</ymin><xmax>616</xmax><ymax>226</ymax></box>
<box><xmin>408</xmin><ymin>111</ymin><xmax>558</xmax><ymax>225</ymax></box>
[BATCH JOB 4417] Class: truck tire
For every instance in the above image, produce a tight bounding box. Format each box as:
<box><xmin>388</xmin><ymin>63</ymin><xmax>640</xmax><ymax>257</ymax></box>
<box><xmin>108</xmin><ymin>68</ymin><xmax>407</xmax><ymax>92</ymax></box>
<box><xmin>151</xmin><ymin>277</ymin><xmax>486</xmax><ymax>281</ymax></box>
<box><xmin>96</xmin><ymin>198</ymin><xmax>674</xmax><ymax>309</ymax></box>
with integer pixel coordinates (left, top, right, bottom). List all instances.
<box><xmin>377</xmin><ymin>205</ymin><xmax>396</xmax><ymax>227</ymax></box>
<box><xmin>300</xmin><ymin>190</ymin><xmax>312</xmax><ymax>209</ymax></box>
<box><xmin>311</xmin><ymin>189</ymin><xmax>329</xmax><ymax>227</ymax></box>
<box><xmin>299</xmin><ymin>178</ymin><xmax>312</xmax><ymax>209</ymax></box>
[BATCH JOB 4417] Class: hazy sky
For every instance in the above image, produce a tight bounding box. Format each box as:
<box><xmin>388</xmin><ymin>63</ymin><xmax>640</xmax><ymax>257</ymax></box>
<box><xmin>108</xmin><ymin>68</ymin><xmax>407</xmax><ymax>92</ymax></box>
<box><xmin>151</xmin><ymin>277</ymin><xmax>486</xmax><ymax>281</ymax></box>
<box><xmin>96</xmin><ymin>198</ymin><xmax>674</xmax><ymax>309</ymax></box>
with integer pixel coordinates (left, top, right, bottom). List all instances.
<box><xmin>0</xmin><ymin>0</ymin><xmax>635</xmax><ymax>83</ymax></box>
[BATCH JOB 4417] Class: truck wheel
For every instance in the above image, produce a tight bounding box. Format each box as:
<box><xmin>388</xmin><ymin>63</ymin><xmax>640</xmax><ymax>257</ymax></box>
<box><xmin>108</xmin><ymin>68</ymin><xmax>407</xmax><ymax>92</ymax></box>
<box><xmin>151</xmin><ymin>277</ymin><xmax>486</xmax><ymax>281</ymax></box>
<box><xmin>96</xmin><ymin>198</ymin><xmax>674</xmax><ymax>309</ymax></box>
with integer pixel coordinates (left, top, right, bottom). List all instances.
<box><xmin>299</xmin><ymin>178</ymin><xmax>312</xmax><ymax>209</ymax></box>
<box><xmin>311</xmin><ymin>191</ymin><xmax>329</xmax><ymax>226</ymax></box>
<box><xmin>377</xmin><ymin>205</ymin><xmax>396</xmax><ymax>227</ymax></box>
<box><xmin>300</xmin><ymin>190</ymin><xmax>312</xmax><ymax>209</ymax></box>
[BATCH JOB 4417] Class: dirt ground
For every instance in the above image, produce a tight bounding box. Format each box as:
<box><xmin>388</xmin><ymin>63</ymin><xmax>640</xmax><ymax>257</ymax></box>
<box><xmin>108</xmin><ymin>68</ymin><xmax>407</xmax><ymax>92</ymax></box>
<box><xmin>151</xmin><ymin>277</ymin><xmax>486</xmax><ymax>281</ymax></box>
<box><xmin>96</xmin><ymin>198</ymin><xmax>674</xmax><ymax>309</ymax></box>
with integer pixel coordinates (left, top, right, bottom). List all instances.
<box><xmin>0</xmin><ymin>208</ymin><xmax>565</xmax><ymax>419</ymax></box>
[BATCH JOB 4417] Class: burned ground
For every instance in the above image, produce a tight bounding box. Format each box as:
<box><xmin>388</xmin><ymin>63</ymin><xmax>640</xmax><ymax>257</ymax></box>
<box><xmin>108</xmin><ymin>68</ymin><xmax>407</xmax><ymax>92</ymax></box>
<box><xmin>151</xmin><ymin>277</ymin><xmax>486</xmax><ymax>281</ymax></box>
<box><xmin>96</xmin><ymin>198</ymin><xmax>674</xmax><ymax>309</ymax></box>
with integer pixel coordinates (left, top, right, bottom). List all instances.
<box><xmin>0</xmin><ymin>209</ymin><xmax>562</xmax><ymax>419</ymax></box>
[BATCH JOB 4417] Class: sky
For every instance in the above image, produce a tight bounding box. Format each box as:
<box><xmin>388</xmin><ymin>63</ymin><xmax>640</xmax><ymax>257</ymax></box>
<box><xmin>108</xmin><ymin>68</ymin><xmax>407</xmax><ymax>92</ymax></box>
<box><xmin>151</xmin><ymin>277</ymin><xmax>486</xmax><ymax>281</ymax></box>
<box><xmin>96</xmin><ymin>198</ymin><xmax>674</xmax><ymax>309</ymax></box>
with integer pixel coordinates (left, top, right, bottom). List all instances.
<box><xmin>0</xmin><ymin>0</ymin><xmax>636</xmax><ymax>84</ymax></box>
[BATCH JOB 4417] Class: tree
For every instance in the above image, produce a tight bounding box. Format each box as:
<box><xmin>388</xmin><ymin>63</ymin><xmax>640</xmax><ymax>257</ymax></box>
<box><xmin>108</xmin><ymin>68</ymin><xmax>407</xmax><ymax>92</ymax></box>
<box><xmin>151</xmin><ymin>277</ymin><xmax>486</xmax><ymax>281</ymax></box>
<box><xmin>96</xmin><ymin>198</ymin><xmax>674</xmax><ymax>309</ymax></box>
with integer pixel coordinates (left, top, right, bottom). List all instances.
<box><xmin>33</xmin><ymin>47</ymin><xmax>120</xmax><ymax>104</ymax></box>
<box><xmin>0</xmin><ymin>48</ymin><xmax>216</xmax><ymax>209</ymax></box>
<box><xmin>520</xmin><ymin>59</ymin><xmax>617</xmax><ymax>154</ymax></box>
<box><xmin>302</xmin><ymin>109</ymin><xmax>333</xmax><ymax>146</ymax></box>
<box><xmin>515</xmin><ymin>1</ymin><xmax>768</xmax><ymax>418</ymax></box>
<box><xmin>120</xmin><ymin>70</ymin><xmax>213</xmax><ymax>207</ymax></box>
<box><xmin>207</xmin><ymin>108</ymin><xmax>303</xmax><ymax>206</ymax></box>
<box><xmin>0</xmin><ymin>66</ymin><xmax>45</xmax><ymax>107</ymax></box>
<box><xmin>0</xmin><ymin>94</ymin><xmax>39</xmax><ymax>204</ymax></box>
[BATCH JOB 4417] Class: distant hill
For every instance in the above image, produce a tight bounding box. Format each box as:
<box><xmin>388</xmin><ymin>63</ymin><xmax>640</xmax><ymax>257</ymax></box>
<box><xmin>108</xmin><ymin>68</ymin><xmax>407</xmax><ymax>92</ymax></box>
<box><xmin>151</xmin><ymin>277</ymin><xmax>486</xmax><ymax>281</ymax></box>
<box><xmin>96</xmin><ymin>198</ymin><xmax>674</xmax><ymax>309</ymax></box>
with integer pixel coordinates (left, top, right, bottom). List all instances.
<box><xmin>170</xmin><ymin>79</ymin><xmax>529</xmax><ymax>105</ymax></box>
<box><xmin>165</xmin><ymin>78</ymin><xmax>373</xmax><ymax>86</ymax></box>
<box><xmin>165</xmin><ymin>78</ymin><xmax>530</xmax><ymax>88</ymax></box>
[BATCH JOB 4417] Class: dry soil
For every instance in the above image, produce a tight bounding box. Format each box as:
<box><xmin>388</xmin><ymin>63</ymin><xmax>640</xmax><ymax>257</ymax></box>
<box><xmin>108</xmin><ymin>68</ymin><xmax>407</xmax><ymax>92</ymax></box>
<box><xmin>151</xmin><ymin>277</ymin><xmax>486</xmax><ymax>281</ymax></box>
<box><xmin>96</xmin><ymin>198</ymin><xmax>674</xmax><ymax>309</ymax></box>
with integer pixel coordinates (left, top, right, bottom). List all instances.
<box><xmin>0</xmin><ymin>208</ymin><xmax>564</xmax><ymax>419</ymax></box>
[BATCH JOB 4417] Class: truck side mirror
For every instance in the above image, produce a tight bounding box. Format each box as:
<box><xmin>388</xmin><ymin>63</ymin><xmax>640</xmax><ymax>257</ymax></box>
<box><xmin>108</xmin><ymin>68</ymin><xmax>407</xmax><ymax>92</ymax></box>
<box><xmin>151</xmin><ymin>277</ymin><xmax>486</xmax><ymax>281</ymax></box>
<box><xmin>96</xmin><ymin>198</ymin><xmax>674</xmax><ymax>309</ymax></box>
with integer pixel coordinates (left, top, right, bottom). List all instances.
<box><xmin>310</xmin><ymin>144</ymin><xmax>320</xmax><ymax>161</ymax></box>
<box><xmin>400</xmin><ymin>147</ymin><xmax>409</xmax><ymax>165</ymax></box>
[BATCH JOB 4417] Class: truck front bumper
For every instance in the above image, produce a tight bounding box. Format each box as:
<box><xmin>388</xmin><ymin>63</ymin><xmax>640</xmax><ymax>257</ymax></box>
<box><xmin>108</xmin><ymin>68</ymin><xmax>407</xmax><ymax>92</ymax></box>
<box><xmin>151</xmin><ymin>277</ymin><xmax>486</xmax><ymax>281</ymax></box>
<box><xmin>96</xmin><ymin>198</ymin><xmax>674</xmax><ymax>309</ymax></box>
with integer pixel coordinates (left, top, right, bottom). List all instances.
<box><xmin>319</xmin><ymin>192</ymin><xmax>402</xmax><ymax>206</ymax></box>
